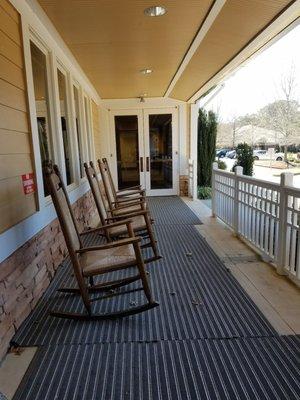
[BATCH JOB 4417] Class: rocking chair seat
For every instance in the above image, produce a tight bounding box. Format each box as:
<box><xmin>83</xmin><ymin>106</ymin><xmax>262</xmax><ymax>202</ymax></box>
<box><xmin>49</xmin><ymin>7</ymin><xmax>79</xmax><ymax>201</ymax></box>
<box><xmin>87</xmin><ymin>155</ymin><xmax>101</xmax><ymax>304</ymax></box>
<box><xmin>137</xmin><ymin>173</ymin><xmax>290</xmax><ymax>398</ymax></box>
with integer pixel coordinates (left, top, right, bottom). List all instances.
<box><xmin>108</xmin><ymin>215</ymin><xmax>146</xmax><ymax>236</ymax></box>
<box><xmin>80</xmin><ymin>245</ymin><xmax>136</xmax><ymax>277</ymax></box>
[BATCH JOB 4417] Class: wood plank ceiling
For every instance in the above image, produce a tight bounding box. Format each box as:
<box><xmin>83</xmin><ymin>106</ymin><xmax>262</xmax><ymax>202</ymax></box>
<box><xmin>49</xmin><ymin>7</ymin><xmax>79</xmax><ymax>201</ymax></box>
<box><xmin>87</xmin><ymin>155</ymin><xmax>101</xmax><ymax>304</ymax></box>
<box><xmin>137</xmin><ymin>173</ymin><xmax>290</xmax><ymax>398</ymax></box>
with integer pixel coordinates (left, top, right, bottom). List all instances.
<box><xmin>38</xmin><ymin>0</ymin><xmax>295</xmax><ymax>101</ymax></box>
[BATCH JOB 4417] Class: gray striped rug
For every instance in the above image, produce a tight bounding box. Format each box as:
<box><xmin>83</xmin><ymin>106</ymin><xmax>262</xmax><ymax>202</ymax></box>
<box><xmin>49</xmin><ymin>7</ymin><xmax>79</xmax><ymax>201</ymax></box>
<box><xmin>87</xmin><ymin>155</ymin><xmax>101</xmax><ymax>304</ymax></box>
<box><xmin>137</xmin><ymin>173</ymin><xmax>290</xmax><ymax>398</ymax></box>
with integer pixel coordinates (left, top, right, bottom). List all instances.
<box><xmin>14</xmin><ymin>336</ymin><xmax>300</xmax><ymax>400</ymax></box>
<box><xmin>147</xmin><ymin>196</ymin><xmax>202</xmax><ymax>225</ymax></box>
<box><xmin>11</xmin><ymin>197</ymin><xmax>300</xmax><ymax>399</ymax></box>
<box><xmin>11</xmin><ymin>224</ymin><xmax>275</xmax><ymax>347</ymax></box>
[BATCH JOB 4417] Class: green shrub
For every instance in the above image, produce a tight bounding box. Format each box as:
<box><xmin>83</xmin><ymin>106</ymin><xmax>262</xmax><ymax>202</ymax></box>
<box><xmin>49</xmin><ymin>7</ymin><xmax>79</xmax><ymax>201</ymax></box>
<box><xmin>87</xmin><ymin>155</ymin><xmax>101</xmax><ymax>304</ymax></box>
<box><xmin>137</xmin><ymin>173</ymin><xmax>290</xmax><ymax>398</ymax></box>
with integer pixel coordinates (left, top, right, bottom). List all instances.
<box><xmin>198</xmin><ymin>186</ymin><xmax>212</xmax><ymax>199</ymax></box>
<box><xmin>217</xmin><ymin>160</ymin><xmax>227</xmax><ymax>170</ymax></box>
<box><xmin>234</xmin><ymin>143</ymin><xmax>254</xmax><ymax>176</ymax></box>
<box><xmin>197</xmin><ymin>109</ymin><xmax>218</xmax><ymax>187</ymax></box>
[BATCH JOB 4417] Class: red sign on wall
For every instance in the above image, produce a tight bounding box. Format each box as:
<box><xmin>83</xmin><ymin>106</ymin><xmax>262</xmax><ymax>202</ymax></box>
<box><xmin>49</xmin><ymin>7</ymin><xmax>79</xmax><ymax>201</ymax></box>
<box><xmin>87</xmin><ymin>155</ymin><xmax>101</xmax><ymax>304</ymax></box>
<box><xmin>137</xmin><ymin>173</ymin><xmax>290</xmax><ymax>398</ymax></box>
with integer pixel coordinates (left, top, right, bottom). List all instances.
<box><xmin>22</xmin><ymin>173</ymin><xmax>35</xmax><ymax>195</ymax></box>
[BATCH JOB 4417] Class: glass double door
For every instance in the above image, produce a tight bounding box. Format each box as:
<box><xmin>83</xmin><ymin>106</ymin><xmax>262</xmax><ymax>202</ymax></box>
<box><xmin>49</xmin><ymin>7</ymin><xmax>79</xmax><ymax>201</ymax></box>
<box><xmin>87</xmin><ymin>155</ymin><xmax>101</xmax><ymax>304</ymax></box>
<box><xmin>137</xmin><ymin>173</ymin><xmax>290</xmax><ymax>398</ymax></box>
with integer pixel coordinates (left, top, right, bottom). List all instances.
<box><xmin>111</xmin><ymin>108</ymin><xmax>178</xmax><ymax>196</ymax></box>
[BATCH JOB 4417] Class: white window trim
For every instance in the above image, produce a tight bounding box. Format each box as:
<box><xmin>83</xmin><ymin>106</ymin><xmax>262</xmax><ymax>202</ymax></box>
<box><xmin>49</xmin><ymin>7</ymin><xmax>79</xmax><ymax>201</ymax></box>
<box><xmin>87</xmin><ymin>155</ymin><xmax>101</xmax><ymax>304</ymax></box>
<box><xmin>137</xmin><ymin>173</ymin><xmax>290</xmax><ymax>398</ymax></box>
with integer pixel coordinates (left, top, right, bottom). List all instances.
<box><xmin>78</xmin><ymin>86</ymin><xmax>90</xmax><ymax>177</ymax></box>
<box><xmin>56</xmin><ymin>62</ymin><xmax>78</xmax><ymax>187</ymax></box>
<box><xmin>22</xmin><ymin>28</ymin><xmax>50</xmax><ymax>209</ymax></box>
<box><xmin>69</xmin><ymin>81</ymin><xmax>82</xmax><ymax>184</ymax></box>
<box><xmin>83</xmin><ymin>95</ymin><xmax>95</xmax><ymax>162</ymax></box>
<box><xmin>71</xmin><ymin>81</ymin><xmax>89</xmax><ymax>183</ymax></box>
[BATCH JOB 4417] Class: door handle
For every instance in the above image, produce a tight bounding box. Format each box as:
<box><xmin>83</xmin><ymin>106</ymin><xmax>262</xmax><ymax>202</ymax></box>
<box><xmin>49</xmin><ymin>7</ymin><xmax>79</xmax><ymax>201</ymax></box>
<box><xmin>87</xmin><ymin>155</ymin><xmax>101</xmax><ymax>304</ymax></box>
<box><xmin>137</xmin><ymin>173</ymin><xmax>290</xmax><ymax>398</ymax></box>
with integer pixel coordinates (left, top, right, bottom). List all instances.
<box><xmin>146</xmin><ymin>157</ymin><xmax>150</xmax><ymax>172</ymax></box>
<box><xmin>140</xmin><ymin>157</ymin><xmax>143</xmax><ymax>172</ymax></box>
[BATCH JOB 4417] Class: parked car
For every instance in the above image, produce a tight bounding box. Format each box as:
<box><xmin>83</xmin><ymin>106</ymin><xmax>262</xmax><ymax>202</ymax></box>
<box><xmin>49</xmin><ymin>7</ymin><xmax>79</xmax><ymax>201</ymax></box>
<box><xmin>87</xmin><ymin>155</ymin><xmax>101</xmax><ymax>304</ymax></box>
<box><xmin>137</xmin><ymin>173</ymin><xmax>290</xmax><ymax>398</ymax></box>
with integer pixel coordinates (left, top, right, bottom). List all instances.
<box><xmin>253</xmin><ymin>149</ymin><xmax>284</xmax><ymax>161</ymax></box>
<box><xmin>226</xmin><ymin>150</ymin><xmax>236</xmax><ymax>159</ymax></box>
<box><xmin>216</xmin><ymin>148</ymin><xmax>231</xmax><ymax>158</ymax></box>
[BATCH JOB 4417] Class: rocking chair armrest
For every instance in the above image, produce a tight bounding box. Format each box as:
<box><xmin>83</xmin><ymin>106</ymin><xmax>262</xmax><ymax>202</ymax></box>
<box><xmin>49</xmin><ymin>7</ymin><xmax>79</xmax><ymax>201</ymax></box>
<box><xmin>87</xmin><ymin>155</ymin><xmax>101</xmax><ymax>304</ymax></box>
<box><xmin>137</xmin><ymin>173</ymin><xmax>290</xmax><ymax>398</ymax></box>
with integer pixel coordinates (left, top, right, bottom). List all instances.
<box><xmin>80</xmin><ymin>219</ymin><xmax>134</xmax><ymax>235</ymax></box>
<box><xmin>76</xmin><ymin>237</ymin><xmax>141</xmax><ymax>253</ymax></box>
<box><xmin>112</xmin><ymin>201</ymin><xmax>145</xmax><ymax>210</ymax></box>
<box><xmin>116</xmin><ymin>185</ymin><xmax>142</xmax><ymax>193</ymax></box>
<box><xmin>116</xmin><ymin>190</ymin><xmax>145</xmax><ymax>198</ymax></box>
<box><xmin>112</xmin><ymin>195</ymin><xmax>145</xmax><ymax>204</ymax></box>
<box><xmin>106</xmin><ymin>210</ymin><xmax>150</xmax><ymax>221</ymax></box>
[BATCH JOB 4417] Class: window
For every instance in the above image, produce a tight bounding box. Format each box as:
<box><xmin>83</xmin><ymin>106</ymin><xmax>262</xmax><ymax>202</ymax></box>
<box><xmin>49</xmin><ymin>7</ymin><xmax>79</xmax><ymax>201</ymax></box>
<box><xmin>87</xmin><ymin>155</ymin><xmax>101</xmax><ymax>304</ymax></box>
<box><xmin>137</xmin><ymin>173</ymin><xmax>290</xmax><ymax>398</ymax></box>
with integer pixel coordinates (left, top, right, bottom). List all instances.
<box><xmin>73</xmin><ymin>85</ymin><xmax>84</xmax><ymax>178</ymax></box>
<box><xmin>30</xmin><ymin>41</ymin><xmax>54</xmax><ymax>196</ymax></box>
<box><xmin>57</xmin><ymin>69</ymin><xmax>73</xmax><ymax>185</ymax></box>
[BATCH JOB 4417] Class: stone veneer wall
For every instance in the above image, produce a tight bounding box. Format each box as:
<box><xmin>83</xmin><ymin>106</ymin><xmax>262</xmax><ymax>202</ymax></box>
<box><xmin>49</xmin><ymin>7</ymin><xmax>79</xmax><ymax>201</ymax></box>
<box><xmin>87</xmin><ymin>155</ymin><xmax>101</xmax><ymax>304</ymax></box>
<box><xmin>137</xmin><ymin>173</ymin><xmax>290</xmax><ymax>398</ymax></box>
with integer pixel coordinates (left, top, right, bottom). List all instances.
<box><xmin>0</xmin><ymin>191</ymin><xmax>97</xmax><ymax>360</ymax></box>
<box><xmin>179</xmin><ymin>175</ymin><xmax>189</xmax><ymax>197</ymax></box>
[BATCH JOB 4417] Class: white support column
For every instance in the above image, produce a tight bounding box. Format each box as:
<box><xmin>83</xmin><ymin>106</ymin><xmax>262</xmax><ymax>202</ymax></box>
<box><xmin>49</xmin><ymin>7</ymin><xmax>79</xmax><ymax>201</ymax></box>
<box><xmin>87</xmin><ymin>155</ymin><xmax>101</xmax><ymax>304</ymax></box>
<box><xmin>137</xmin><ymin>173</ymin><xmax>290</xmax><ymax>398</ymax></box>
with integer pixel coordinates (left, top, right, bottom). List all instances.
<box><xmin>276</xmin><ymin>172</ymin><xmax>294</xmax><ymax>275</ymax></box>
<box><xmin>233</xmin><ymin>166</ymin><xmax>243</xmax><ymax>235</ymax></box>
<box><xmin>190</xmin><ymin>103</ymin><xmax>198</xmax><ymax>200</ymax></box>
<box><xmin>211</xmin><ymin>162</ymin><xmax>218</xmax><ymax>217</ymax></box>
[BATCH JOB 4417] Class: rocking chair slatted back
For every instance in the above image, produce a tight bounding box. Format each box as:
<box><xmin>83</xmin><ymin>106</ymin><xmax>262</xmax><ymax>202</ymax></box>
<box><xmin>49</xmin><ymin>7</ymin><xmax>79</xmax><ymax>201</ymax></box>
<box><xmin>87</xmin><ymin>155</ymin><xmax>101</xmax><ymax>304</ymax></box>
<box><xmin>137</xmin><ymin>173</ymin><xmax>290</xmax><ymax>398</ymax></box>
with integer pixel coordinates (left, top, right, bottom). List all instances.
<box><xmin>44</xmin><ymin>164</ymin><xmax>90</xmax><ymax>311</ymax></box>
<box><xmin>102</xmin><ymin>157</ymin><xmax>117</xmax><ymax>198</ymax></box>
<box><xmin>98</xmin><ymin>160</ymin><xmax>115</xmax><ymax>209</ymax></box>
<box><xmin>84</xmin><ymin>162</ymin><xmax>107</xmax><ymax>225</ymax></box>
<box><xmin>45</xmin><ymin>165</ymin><xmax>82</xmax><ymax>252</ymax></box>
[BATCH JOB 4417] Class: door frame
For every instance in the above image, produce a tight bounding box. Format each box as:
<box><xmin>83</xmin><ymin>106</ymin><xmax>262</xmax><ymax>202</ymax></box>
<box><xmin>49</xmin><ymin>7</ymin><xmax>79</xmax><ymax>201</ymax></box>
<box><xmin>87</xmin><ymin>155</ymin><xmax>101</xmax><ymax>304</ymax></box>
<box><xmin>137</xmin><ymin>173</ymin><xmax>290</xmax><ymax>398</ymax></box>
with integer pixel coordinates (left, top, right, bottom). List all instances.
<box><xmin>108</xmin><ymin>107</ymin><xmax>179</xmax><ymax>196</ymax></box>
<box><xmin>109</xmin><ymin>109</ymin><xmax>146</xmax><ymax>190</ymax></box>
<box><xmin>143</xmin><ymin>107</ymin><xmax>179</xmax><ymax>196</ymax></box>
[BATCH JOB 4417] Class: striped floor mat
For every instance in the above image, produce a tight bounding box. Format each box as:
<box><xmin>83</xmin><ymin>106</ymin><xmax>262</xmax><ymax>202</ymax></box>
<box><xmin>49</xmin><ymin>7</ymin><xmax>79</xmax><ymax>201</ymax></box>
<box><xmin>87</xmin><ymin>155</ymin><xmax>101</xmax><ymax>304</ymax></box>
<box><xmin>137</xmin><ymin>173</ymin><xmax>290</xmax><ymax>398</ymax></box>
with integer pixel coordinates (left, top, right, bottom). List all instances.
<box><xmin>147</xmin><ymin>196</ymin><xmax>202</xmax><ymax>225</ymax></box>
<box><xmin>14</xmin><ymin>336</ymin><xmax>300</xmax><ymax>400</ymax></box>
<box><xmin>11</xmin><ymin>197</ymin><xmax>300</xmax><ymax>399</ymax></box>
<box><xmin>12</xmin><ymin>224</ymin><xmax>275</xmax><ymax>346</ymax></box>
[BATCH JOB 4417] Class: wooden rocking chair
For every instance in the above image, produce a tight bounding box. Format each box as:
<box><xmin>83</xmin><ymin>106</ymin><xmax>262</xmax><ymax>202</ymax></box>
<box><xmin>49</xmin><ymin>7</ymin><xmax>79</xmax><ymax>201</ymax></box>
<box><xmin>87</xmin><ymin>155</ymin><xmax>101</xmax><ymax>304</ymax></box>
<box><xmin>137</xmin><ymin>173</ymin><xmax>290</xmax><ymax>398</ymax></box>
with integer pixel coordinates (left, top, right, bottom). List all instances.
<box><xmin>44</xmin><ymin>164</ymin><xmax>158</xmax><ymax>320</ymax></box>
<box><xmin>102</xmin><ymin>157</ymin><xmax>145</xmax><ymax>199</ymax></box>
<box><xmin>84</xmin><ymin>162</ymin><xmax>161</xmax><ymax>263</ymax></box>
<box><xmin>98</xmin><ymin>159</ymin><xmax>146</xmax><ymax>214</ymax></box>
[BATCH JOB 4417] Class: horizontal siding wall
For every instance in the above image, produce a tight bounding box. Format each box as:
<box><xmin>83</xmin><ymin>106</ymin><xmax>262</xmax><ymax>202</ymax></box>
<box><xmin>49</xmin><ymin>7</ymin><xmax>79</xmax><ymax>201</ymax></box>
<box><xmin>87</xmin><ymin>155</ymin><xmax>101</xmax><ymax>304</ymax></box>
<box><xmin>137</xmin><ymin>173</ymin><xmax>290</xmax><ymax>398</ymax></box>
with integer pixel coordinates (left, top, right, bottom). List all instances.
<box><xmin>0</xmin><ymin>0</ymin><xmax>36</xmax><ymax>234</ymax></box>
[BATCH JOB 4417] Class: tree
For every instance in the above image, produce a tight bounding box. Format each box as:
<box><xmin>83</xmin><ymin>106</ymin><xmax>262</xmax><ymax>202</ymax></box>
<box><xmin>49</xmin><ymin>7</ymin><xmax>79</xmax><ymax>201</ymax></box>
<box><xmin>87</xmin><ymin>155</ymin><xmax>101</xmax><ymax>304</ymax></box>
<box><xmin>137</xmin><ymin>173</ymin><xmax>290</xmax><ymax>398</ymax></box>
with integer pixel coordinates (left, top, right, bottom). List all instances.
<box><xmin>197</xmin><ymin>108</ymin><xmax>218</xmax><ymax>187</ymax></box>
<box><xmin>258</xmin><ymin>68</ymin><xmax>300</xmax><ymax>161</ymax></box>
<box><xmin>234</xmin><ymin>143</ymin><xmax>254</xmax><ymax>176</ymax></box>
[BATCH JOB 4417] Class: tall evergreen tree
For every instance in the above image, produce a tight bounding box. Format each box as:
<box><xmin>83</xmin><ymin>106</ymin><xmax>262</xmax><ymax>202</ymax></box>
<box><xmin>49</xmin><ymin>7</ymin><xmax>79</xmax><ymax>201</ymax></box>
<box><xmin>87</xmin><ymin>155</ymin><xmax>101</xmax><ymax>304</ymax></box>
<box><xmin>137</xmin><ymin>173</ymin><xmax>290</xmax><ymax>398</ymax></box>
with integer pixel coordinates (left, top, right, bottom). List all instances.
<box><xmin>235</xmin><ymin>143</ymin><xmax>254</xmax><ymax>176</ymax></box>
<box><xmin>197</xmin><ymin>108</ymin><xmax>218</xmax><ymax>187</ymax></box>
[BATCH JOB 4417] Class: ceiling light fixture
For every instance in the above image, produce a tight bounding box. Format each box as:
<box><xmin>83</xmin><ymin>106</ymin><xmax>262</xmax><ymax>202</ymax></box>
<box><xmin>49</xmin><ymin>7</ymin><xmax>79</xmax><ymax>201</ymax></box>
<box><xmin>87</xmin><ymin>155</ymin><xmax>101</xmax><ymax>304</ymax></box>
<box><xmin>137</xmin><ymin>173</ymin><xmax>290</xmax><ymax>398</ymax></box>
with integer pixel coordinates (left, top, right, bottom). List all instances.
<box><xmin>139</xmin><ymin>93</ymin><xmax>147</xmax><ymax>103</ymax></box>
<box><xmin>140</xmin><ymin>68</ymin><xmax>152</xmax><ymax>75</ymax></box>
<box><xmin>144</xmin><ymin>6</ymin><xmax>167</xmax><ymax>17</ymax></box>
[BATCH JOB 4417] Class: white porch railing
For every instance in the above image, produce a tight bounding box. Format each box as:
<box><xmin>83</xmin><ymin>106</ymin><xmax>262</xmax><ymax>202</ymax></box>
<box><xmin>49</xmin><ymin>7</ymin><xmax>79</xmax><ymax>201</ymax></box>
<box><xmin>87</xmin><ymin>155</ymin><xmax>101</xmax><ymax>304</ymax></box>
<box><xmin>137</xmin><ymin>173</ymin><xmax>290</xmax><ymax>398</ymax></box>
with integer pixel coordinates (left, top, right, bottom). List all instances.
<box><xmin>188</xmin><ymin>159</ymin><xmax>197</xmax><ymax>199</ymax></box>
<box><xmin>212</xmin><ymin>162</ymin><xmax>300</xmax><ymax>286</ymax></box>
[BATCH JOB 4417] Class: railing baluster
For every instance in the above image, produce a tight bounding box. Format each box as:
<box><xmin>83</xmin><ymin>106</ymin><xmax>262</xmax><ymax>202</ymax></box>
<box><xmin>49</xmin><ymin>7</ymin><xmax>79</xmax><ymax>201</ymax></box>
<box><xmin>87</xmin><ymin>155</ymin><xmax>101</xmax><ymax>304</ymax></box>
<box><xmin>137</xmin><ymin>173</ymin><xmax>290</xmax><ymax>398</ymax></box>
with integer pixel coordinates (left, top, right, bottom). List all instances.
<box><xmin>233</xmin><ymin>166</ymin><xmax>243</xmax><ymax>235</ymax></box>
<box><xmin>277</xmin><ymin>173</ymin><xmax>294</xmax><ymax>275</ymax></box>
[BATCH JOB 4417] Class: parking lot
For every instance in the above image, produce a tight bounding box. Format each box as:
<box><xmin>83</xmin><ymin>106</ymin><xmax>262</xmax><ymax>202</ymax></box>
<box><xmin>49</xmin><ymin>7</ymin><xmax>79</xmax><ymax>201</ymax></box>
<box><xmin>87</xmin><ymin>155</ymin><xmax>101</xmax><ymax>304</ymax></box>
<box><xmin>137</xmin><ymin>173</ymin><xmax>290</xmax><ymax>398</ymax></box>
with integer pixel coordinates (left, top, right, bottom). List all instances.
<box><xmin>220</xmin><ymin>157</ymin><xmax>300</xmax><ymax>188</ymax></box>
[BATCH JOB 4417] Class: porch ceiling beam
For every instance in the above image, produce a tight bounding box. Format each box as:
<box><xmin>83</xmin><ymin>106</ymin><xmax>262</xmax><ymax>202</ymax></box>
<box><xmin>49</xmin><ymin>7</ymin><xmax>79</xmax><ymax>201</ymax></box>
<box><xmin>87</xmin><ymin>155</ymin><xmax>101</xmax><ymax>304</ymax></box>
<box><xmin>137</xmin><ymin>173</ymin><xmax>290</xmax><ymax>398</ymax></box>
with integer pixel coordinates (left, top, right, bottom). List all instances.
<box><xmin>163</xmin><ymin>0</ymin><xmax>227</xmax><ymax>98</ymax></box>
<box><xmin>187</xmin><ymin>0</ymin><xmax>300</xmax><ymax>103</ymax></box>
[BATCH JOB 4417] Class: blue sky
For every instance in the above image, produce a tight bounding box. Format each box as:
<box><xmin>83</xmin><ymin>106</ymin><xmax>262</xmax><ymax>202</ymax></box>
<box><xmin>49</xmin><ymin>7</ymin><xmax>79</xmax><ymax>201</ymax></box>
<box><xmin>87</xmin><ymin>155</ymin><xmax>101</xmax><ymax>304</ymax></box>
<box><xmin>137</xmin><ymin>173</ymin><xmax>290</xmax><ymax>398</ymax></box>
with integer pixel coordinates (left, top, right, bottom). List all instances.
<box><xmin>200</xmin><ymin>22</ymin><xmax>300</xmax><ymax>122</ymax></box>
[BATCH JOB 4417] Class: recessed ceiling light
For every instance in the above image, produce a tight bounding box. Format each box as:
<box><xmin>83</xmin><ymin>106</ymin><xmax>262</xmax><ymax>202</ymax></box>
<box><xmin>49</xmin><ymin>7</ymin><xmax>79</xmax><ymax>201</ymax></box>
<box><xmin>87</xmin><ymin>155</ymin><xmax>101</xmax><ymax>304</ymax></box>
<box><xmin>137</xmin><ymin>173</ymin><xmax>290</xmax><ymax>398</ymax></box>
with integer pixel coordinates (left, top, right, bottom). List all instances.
<box><xmin>140</xmin><ymin>68</ymin><xmax>152</xmax><ymax>75</ymax></box>
<box><xmin>144</xmin><ymin>6</ymin><xmax>167</xmax><ymax>17</ymax></box>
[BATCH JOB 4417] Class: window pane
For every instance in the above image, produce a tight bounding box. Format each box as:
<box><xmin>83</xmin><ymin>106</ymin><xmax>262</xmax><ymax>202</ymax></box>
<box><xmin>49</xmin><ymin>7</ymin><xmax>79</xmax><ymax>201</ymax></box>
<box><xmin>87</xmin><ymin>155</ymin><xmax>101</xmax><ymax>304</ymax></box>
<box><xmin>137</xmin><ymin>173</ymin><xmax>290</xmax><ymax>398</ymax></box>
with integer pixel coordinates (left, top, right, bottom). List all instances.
<box><xmin>30</xmin><ymin>41</ymin><xmax>54</xmax><ymax>196</ymax></box>
<box><xmin>115</xmin><ymin>115</ymin><xmax>140</xmax><ymax>189</ymax></box>
<box><xmin>57</xmin><ymin>70</ymin><xmax>73</xmax><ymax>185</ymax></box>
<box><xmin>149</xmin><ymin>114</ymin><xmax>173</xmax><ymax>189</ymax></box>
<box><xmin>73</xmin><ymin>86</ymin><xmax>84</xmax><ymax>178</ymax></box>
